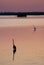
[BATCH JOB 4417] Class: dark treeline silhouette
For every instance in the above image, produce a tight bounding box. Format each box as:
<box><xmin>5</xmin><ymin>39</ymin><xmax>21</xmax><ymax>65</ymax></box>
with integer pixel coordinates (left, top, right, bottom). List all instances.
<box><xmin>0</xmin><ymin>12</ymin><xmax>44</xmax><ymax>17</ymax></box>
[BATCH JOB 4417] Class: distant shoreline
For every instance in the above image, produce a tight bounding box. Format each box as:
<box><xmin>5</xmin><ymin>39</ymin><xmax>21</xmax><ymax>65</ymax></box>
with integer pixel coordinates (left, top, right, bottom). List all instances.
<box><xmin>0</xmin><ymin>12</ymin><xmax>44</xmax><ymax>17</ymax></box>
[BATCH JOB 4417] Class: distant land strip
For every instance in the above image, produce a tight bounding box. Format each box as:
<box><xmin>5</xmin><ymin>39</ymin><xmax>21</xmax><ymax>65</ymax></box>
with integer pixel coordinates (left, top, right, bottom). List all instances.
<box><xmin>0</xmin><ymin>12</ymin><xmax>44</xmax><ymax>17</ymax></box>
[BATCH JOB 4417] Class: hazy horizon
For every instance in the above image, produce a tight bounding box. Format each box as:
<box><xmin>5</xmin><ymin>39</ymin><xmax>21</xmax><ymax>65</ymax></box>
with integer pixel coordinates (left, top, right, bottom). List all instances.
<box><xmin>0</xmin><ymin>16</ymin><xmax>44</xmax><ymax>27</ymax></box>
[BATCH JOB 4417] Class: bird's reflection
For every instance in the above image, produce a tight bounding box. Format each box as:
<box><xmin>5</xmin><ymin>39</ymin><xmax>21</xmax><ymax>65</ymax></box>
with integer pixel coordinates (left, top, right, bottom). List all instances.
<box><xmin>12</xmin><ymin>39</ymin><xmax>16</xmax><ymax>60</ymax></box>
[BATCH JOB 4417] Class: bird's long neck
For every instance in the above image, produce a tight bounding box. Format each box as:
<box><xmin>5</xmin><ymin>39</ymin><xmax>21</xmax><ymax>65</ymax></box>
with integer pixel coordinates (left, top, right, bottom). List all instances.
<box><xmin>13</xmin><ymin>39</ymin><xmax>14</xmax><ymax>46</ymax></box>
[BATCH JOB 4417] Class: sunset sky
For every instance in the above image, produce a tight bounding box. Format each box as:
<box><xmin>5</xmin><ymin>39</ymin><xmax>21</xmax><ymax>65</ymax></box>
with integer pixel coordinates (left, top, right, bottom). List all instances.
<box><xmin>0</xmin><ymin>0</ymin><xmax>44</xmax><ymax>12</ymax></box>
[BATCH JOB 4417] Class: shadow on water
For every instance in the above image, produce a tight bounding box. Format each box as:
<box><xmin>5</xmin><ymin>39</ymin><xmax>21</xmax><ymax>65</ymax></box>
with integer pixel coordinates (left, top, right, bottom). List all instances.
<box><xmin>12</xmin><ymin>39</ymin><xmax>16</xmax><ymax>61</ymax></box>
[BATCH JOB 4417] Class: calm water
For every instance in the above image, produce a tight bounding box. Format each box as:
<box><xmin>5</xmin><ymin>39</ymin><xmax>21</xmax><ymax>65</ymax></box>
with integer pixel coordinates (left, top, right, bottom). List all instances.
<box><xmin>0</xmin><ymin>16</ymin><xmax>44</xmax><ymax>65</ymax></box>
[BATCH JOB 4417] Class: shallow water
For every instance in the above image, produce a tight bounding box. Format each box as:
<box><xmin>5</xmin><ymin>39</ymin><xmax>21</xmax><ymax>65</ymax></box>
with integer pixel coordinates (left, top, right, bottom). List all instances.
<box><xmin>0</xmin><ymin>16</ymin><xmax>44</xmax><ymax>65</ymax></box>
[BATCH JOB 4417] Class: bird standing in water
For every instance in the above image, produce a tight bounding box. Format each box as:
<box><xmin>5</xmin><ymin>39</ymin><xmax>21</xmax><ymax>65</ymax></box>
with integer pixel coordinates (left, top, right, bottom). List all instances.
<box><xmin>12</xmin><ymin>39</ymin><xmax>16</xmax><ymax>60</ymax></box>
<box><xmin>33</xmin><ymin>26</ymin><xmax>36</xmax><ymax>31</ymax></box>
